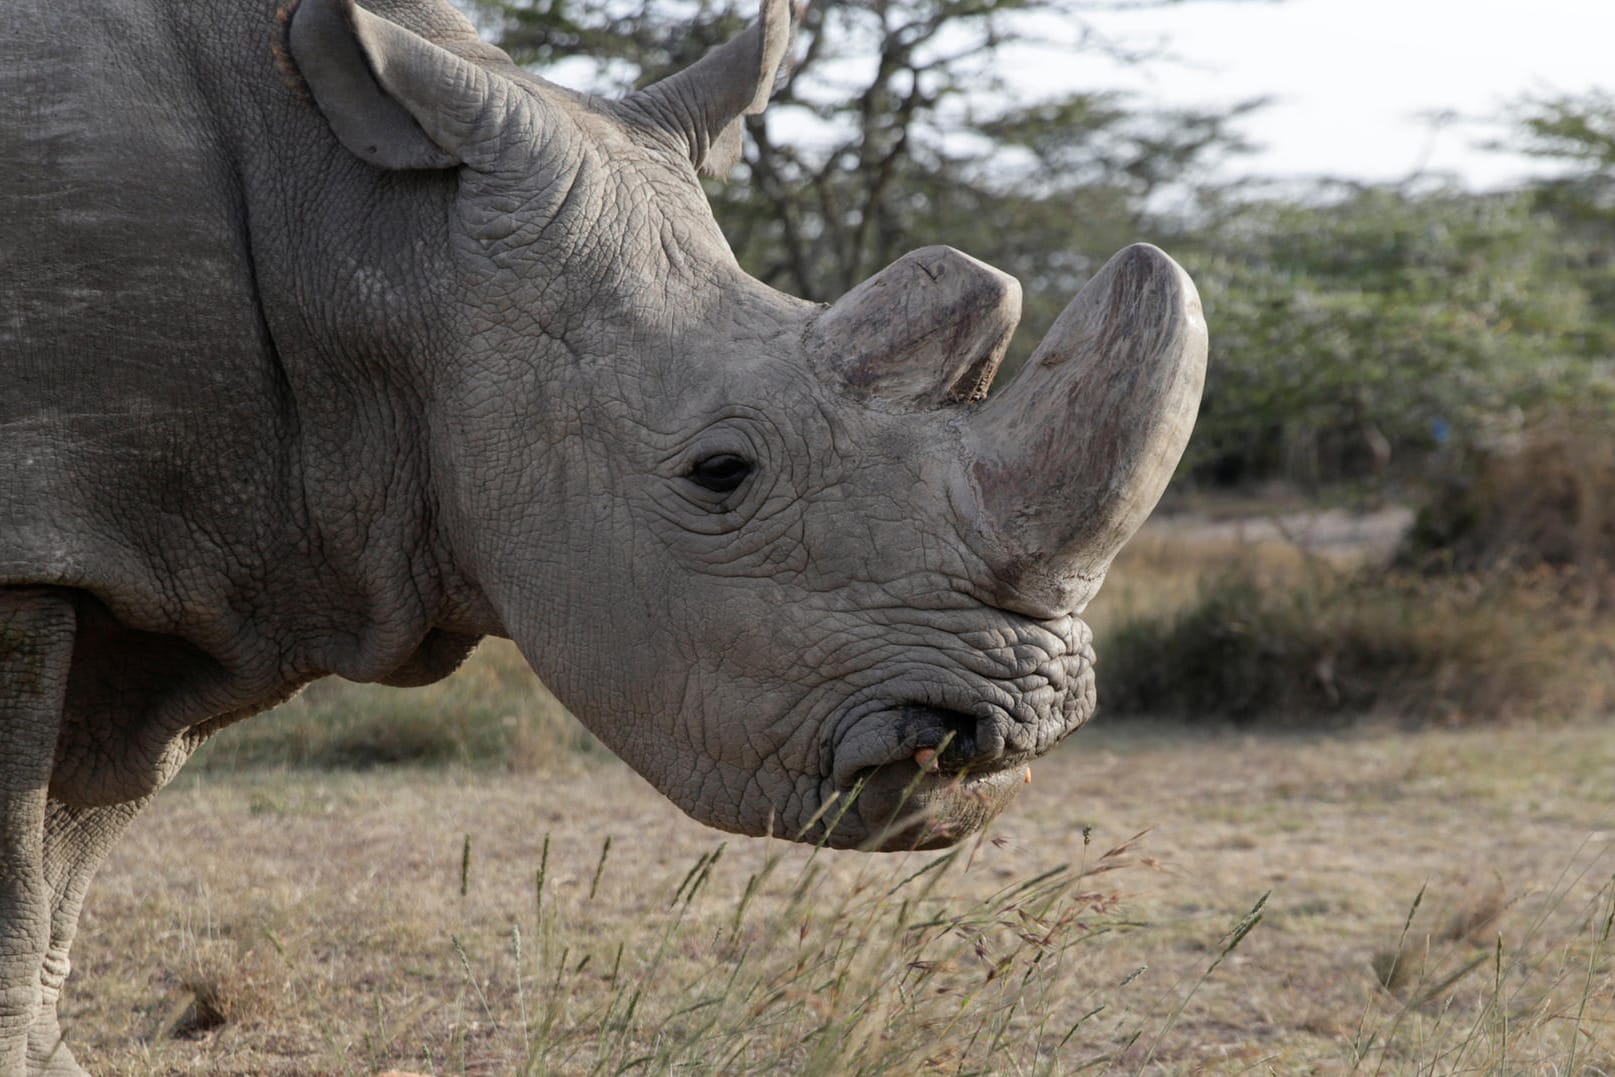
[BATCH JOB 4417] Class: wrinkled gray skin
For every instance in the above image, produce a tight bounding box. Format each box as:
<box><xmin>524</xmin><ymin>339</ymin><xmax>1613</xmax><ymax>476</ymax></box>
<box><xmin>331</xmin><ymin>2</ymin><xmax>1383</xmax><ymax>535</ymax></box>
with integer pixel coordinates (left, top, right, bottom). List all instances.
<box><xmin>0</xmin><ymin>0</ymin><xmax>1206</xmax><ymax>1071</ymax></box>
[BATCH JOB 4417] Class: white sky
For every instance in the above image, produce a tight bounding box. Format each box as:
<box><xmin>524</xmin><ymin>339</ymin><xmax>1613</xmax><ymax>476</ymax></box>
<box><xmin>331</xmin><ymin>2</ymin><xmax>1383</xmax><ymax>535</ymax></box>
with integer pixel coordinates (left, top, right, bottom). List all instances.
<box><xmin>1010</xmin><ymin>0</ymin><xmax>1614</xmax><ymax>188</ymax></box>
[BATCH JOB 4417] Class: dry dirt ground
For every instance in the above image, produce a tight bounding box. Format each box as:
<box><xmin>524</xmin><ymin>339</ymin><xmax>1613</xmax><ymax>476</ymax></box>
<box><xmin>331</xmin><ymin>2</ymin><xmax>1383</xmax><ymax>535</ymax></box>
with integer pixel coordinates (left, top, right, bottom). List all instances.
<box><xmin>64</xmin><ymin>716</ymin><xmax>1614</xmax><ymax>1075</ymax></box>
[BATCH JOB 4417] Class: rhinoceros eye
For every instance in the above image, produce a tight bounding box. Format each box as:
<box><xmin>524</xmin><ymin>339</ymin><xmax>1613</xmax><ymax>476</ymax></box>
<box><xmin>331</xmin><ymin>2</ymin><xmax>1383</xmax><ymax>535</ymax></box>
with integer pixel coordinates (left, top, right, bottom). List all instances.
<box><xmin>686</xmin><ymin>453</ymin><xmax>752</xmax><ymax>494</ymax></box>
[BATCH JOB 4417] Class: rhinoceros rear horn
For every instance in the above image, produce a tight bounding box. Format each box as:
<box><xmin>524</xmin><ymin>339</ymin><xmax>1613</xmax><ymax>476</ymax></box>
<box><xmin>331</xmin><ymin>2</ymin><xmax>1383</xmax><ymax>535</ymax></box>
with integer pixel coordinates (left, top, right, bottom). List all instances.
<box><xmin>288</xmin><ymin>0</ymin><xmax>516</xmax><ymax>172</ymax></box>
<box><xmin>965</xmin><ymin>244</ymin><xmax>1207</xmax><ymax>613</ymax></box>
<box><xmin>624</xmin><ymin>0</ymin><xmax>795</xmax><ymax>176</ymax></box>
<box><xmin>807</xmin><ymin>247</ymin><xmax>1022</xmax><ymax>408</ymax></box>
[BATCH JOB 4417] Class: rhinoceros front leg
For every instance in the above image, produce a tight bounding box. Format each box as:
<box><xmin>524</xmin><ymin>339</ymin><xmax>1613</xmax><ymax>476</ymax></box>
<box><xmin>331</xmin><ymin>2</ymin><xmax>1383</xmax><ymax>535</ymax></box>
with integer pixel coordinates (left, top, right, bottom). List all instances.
<box><xmin>1</xmin><ymin>589</ymin><xmax>75</xmax><ymax>1076</ymax></box>
<box><xmin>27</xmin><ymin>800</ymin><xmax>144</xmax><ymax>1077</ymax></box>
<box><xmin>1</xmin><ymin>590</ymin><xmax>146</xmax><ymax>1077</ymax></box>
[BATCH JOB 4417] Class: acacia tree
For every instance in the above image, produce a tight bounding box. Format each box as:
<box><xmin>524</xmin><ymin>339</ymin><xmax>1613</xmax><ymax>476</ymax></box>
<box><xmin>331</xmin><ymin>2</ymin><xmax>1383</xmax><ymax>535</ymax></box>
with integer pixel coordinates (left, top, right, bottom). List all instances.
<box><xmin>1511</xmin><ymin>92</ymin><xmax>1615</xmax><ymax>360</ymax></box>
<box><xmin>472</xmin><ymin>0</ymin><xmax>1257</xmax><ymax>331</ymax></box>
<box><xmin>470</xmin><ymin>3</ymin><xmax>1615</xmax><ymax>493</ymax></box>
<box><xmin>1182</xmin><ymin>186</ymin><xmax>1602</xmax><ymax>483</ymax></box>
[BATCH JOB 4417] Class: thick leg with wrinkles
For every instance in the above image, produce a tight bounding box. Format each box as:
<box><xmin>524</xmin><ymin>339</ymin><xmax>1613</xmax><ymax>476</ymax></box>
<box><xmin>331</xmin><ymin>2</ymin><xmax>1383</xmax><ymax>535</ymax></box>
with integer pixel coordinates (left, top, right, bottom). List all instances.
<box><xmin>0</xmin><ymin>591</ymin><xmax>75</xmax><ymax>1077</ymax></box>
<box><xmin>27</xmin><ymin>802</ymin><xmax>142</xmax><ymax>1076</ymax></box>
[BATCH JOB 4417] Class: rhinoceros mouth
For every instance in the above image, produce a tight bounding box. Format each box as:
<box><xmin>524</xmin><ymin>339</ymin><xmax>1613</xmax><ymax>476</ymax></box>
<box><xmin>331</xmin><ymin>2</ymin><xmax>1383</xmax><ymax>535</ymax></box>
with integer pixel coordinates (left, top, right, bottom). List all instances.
<box><xmin>818</xmin><ymin>736</ymin><xmax>1029</xmax><ymax>851</ymax></box>
<box><xmin>832</xmin><ymin>701</ymin><xmax>1035</xmax><ymax>789</ymax></box>
<box><xmin>808</xmin><ymin>615</ymin><xmax>1094</xmax><ymax>848</ymax></box>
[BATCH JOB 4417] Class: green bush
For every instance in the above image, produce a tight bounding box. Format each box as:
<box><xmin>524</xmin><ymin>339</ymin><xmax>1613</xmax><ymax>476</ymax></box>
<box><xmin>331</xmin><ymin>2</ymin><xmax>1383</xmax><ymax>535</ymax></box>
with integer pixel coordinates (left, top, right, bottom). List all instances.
<box><xmin>1097</xmin><ymin>561</ymin><xmax>1611</xmax><ymax>724</ymax></box>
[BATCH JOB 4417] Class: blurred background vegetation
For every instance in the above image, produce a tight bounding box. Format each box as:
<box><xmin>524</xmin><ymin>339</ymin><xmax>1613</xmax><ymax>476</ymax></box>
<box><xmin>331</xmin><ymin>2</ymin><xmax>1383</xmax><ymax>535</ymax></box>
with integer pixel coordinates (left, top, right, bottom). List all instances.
<box><xmin>211</xmin><ymin>0</ymin><xmax>1615</xmax><ymax>769</ymax></box>
<box><xmin>467</xmin><ymin>0</ymin><xmax>1615</xmax><ymax>487</ymax></box>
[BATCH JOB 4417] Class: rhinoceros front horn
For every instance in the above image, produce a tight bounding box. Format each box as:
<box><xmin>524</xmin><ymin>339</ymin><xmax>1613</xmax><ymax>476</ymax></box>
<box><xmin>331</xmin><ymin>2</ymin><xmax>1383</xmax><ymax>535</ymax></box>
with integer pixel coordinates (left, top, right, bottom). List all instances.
<box><xmin>807</xmin><ymin>246</ymin><xmax>1022</xmax><ymax>407</ymax></box>
<box><xmin>964</xmin><ymin>243</ymin><xmax>1207</xmax><ymax>614</ymax></box>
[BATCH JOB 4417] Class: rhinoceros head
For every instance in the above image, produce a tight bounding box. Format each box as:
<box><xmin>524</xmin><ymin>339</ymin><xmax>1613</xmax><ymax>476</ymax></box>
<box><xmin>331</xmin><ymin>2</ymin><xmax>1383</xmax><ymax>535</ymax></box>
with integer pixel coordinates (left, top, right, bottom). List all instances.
<box><xmin>286</xmin><ymin>0</ymin><xmax>1205</xmax><ymax>849</ymax></box>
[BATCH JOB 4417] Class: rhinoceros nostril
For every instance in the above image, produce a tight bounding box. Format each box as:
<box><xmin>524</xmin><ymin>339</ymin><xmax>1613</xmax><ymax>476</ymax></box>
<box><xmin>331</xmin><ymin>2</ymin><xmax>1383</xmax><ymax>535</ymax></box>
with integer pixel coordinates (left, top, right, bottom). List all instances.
<box><xmin>896</xmin><ymin>706</ymin><xmax>988</xmax><ymax>774</ymax></box>
<box><xmin>933</xmin><ymin>710</ymin><xmax>979</xmax><ymax>770</ymax></box>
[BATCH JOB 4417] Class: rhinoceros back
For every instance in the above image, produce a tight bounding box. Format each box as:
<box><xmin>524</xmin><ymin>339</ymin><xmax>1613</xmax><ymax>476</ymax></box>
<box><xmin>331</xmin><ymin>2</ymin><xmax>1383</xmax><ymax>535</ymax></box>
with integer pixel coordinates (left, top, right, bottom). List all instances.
<box><xmin>1</xmin><ymin>0</ymin><xmax>297</xmax><ymax>629</ymax></box>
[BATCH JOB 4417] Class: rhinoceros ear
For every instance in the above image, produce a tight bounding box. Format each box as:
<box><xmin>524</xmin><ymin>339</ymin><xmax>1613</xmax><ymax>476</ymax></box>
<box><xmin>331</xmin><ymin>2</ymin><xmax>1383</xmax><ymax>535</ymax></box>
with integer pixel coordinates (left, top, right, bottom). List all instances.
<box><xmin>622</xmin><ymin>0</ymin><xmax>795</xmax><ymax>176</ymax></box>
<box><xmin>287</xmin><ymin>0</ymin><xmax>513</xmax><ymax>172</ymax></box>
<box><xmin>807</xmin><ymin>247</ymin><xmax>1023</xmax><ymax>408</ymax></box>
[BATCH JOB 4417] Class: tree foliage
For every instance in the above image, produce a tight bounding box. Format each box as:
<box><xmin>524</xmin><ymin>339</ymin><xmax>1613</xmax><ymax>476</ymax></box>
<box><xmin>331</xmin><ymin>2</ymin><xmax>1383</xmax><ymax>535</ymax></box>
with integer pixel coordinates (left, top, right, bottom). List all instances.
<box><xmin>473</xmin><ymin>0</ymin><xmax>1255</xmax><ymax>353</ymax></box>
<box><xmin>473</xmin><ymin>1</ymin><xmax>1615</xmax><ymax>490</ymax></box>
<box><xmin>1183</xmin><ymin>186</ymin><xmax>1607</xmax><ymax>483</ymax></box>
<box><xmin>1171</xmin><ymin>92</ymin><xmax>1615</xmax><ymax>486</ymax></box>
<box><xmin>1511</xmin><ymin>92</ymin><xmax>1615</xmax><ymax>357</ymax></box>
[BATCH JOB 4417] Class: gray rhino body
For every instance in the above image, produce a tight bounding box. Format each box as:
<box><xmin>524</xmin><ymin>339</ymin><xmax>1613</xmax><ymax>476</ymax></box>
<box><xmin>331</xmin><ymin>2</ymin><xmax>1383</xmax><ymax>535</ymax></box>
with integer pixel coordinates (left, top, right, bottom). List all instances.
<box><xmin>0</xmin><ymin>0</ymin><xmax>1205</xmax><ymax>1071</ymax></box>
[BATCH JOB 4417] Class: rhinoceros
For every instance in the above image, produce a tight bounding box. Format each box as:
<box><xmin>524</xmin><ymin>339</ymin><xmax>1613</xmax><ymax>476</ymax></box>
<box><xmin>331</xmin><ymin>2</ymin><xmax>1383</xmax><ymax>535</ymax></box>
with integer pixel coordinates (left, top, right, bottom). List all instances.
<box><xmin>0</xmin><ymin>0</ymin><xmax>1205</xmax><ymax>1070</ymax></box>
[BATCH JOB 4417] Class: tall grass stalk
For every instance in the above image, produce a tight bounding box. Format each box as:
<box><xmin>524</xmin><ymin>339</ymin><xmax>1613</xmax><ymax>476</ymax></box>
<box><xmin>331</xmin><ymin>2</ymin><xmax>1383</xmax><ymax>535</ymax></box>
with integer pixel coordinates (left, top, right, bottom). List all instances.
<box><xmin>1137</xmin><ymin>891</ymin><xmax>1269</xmax><ymax>1072</ymax></box>
<box><xmin>1353</xmin><ymin>837</ymin><xmax>1615</xmax><ymax>1075</ymax></box>
<box><xmin>502</xmin><ymin>823</ymin><xmax>1147</xmax><ymax>1075</ymax></box>
<box><xmin>1565</xmin><ymin>873</ymin><xmax>1615</xmax><ymax>1077</ymax></box>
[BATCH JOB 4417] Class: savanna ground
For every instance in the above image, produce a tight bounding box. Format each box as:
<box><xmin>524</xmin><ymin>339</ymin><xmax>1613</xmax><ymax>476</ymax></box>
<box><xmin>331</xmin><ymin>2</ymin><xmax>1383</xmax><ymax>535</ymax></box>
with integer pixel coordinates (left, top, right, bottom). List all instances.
<box><xmin>60</xmin><ymin>513</ymin><xmax>1615</xmax><ymax>1076</ymax></box>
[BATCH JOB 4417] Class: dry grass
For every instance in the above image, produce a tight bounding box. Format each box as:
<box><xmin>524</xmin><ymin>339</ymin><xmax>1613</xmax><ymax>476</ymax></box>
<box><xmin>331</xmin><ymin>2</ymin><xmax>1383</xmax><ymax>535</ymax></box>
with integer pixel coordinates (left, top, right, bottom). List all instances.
<box><xmin>1092</xmin><ymin>508</ymin><xmax>1615</xmax><ymax>726</ymax></box>
<box><xmin>65</xmin><ymin>720</ymin><xmax>1615</xmax><ymax>1075</ymax></box>
<box><xmin>191</xmin><ymin>643</ymin><xmax>599</xmax><ymax>773</ymax></box>
<box><xmin>1083</xmin><ymin>505</ymin><xmax>1411</xmax><ymax>639</ymax></box>
<box><xmin>1098</xmin><ymin>561</ymin><xmax>1615</xmax><ymax>724</ymax></box>
<box><xmin>1402</xmin><ymin>410</ymin><xmax>1615</xmax><ymax>606</ymax></box>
